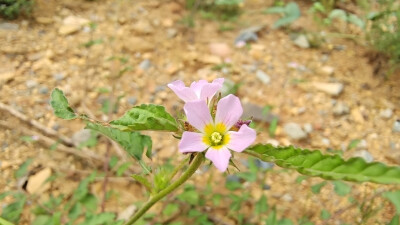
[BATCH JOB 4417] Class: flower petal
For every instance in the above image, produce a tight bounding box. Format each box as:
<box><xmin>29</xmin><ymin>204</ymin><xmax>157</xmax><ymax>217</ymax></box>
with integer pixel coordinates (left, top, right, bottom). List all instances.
<box><xmin>179</xmin><ymin>132</ymin><xmax>208</xmax><ymax>153</ymax></box>
<box><xmin>200</xmin><ymin>78</ymin><xmax>224</xmax><ymax>101</ymax></box>
<box><xmin>168</xmin><ymin>80</ymin><xmax>198</xmax><ymax>102</ymax></box>
<box><xmin>215</xmin><ymin>94</ymin><xmax>243</xmax><ymax>129</ymax></box>
<box><xmin>205</xmin><ymin>147</ymin><xmax>231</xmax><ymax>172</ymax></box>
<box><xmin>190</xmin><ymin>80</ymin><xmax>208</xmax><ymax>98</ymax></box>
<box><xmin>226</xmin><ymin>125</ymin><xmax>256</xmax><ymax>152</ymax></box>
<box><xmin>184</xmin><ymin>100</ymin><xmax>213</xmax><ymax>132</ymax></box>
<box><xmin>212</xmin><ymin>78</ymin><xmax>225</xmax><ymax>86</ymax></box>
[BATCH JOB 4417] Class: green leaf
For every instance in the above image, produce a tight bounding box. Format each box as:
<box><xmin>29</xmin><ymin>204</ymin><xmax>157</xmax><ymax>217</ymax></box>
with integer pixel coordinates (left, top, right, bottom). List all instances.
<box><xmin>265</xmin><ymin>208</ymin><xmax>277</xmax><ymax>225</ymax></box>
<box><xmin>255</xmin><ymin>195</ymin><xmax>268</xmax><ymax>215</ymax></box>
<box><xmin>348</xmin><ymin>14</ymin><xmax>365</xmax><ymax>29</ymax></box>
<box><xmin>1</xmin><ymin>194</ymin><xmax>26</xmax><ymax>223</ymax></box>
<box><xmin>177</xmin><ymin>186</ymin><xmax>199</xmax><ymax>205</ymax></box>
<box><xmin>116</xmin><ymin>162</ymin><xmax>132</xmax><ymax>176</ymax></box>
<box><xmin>110</xmin><ymin>104</ymin><xmax>178</xmax><ymax>132</ymax></box>
<box><xmin>295</xmin><ymin>176</ymin><xmax>308</xmax><ymax>183</ymax></box>
<box><xmin>73</xmin><ymin>173</ymin><xmax>96</xmax><ymax>201</ymax></box>
<box><xmin>50</xmin><ymin>88</ymin><xmax>77</xmax><ymax>120</ymax></box>
<box><xmin>153</xmin><ymin>167</ymin><xmax>172</xmax><ymax>193</ymax></box>
<box><xmin>80</xmin><ymin>193</ymin><xmax>98</xmax><ymax>213</ymax></box>
<box><xmin>109</xmin><ymin>155</ymin><xmax>119</xmax><ymax>169</ymax></box>
<box><xmin>86</xmin><ymin>122</ymin><xmax>152</xmax><ymax>162</ymax></box>
<box><xmin>277</xmin><ymin>219</ymin><xmax>294</xmax><ymax>225</ymax></box>
<box><xmin>14</xmin><ymin>158</ymin><xmax>33</xmax><ymax>178</ymax></box>
<box><xmin>273</xmin><ymin>15</ymin><xmax>299</xmax><ymax>28</ymax></box>
<box><xmin>285</xmin><ymin>2</ymin><xmax>300</xmax><ymax>18</ymax></box>
<box><xmin>246</xmin><ymin>144</ymin><xmax>400</xmax><ymax>184</ymax></box>
<box><xmin>132</xmin><ymin>174</ymin><xmax>152</xmax><ymax>192</ymax></box>
<box><xmin>32</xmin><ymin>215</ymin><xmax>51</xmax><ymax>225</ymax></box>
<box><xmin>79</xmin><ymin>212</ymin><xmax>115</xmax><ymax>225</ymax></box>
<box><xmin>68</xmin><ymin>203</ymin><xmax>82</xmax><ymax>221</ymax></box>
<box><xmin>264</xmin><ymin>6</ymin><xmax>286</xmax><ymax>14</ymax></box>
<box><xmin>311</xmin><ymin>181</ymin><xmax>327</xmax><ymax>194</ymax></box>
<box><xmin>320</xmin><ymin>209</ymin><xmax>331</xmax><ymax>220</ymax></box>
<box><xmin>383</xmin><ymin>191</ymin><xmax>400</xmax><ymax>214</ymax></box>
<box><xmin>347</xmin><ymin>139</ymin><xmax>360</xmax><ymax>150</ymax></box>
<box><xmin>269</xmin><ymin>117</ymin><xmax>278</xmax><ymax>137</ymax></box>
<box><xmin>328</xmin><ymin>9</ymin><xmax>347</xmax><ymax>21</ymax></box>
<box><xmin>212</xmin><ymin>194</ymin><xmax>222</xmax><ymax>206</ymax></box>
<box><xmin>332</xmin><ymin>181</ymin><xmax>351</xmax><ymax>196</ymax></box>
<box><xmin>163</xmin><ymin>203</ymin><xmax>179</xmax><ymax>217</ymax></box>
<box><xmin>0</xmin><ymin>216</ymin><xmax>15</xmax><ymax>225</ymax></box>
<box><xmin>388</xmin><ymin>215</ymin><xmax>399</xmax><ymax>225</ymax></box>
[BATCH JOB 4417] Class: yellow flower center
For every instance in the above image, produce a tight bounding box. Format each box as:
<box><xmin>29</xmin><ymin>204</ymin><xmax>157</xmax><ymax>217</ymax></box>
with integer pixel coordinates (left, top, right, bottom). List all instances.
<box><xmin>211</xmin><ymin>132</ymin><xmax>222</xmax><ymax>144</ymax></box>
<box><xmin>203</xmin><ymin>123</ymin><xmax>230</xmax><ymax>149</ymax></box>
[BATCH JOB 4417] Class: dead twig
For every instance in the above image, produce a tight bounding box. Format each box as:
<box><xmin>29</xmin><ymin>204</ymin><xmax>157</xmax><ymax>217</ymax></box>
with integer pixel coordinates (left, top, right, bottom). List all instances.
<box><xmin>0</xmin><ymin>102</ymin><xmax>74</xmax><ymax>147</ymax></box>
<box><xmin>0</xmin><ymin>120</ymin><xmax>103</xmax><ymax>162</ymax></box>
<box><xmin>322</xmin><ymin>190</ymin><xmax>386</xmax><ymax>225</ymax></box>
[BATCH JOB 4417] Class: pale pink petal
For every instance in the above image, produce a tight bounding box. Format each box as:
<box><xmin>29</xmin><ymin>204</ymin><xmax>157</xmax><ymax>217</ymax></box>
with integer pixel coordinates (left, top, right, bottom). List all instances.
<box><xmin>179</xmin><ymin>132</ymin><xmax>208</xmax><ymax>153</ymax></box>
<box><xmin>199</xmin><ymin>78</ymin><xmax>224</xmax><ymax>101</ymax></box>
<box><xmin>168</xmin><ymin>80</ymin><xmax>198</xmax><ymax>102</ymax></box>
<box><xmin>212</xmin><ymin>78</ymin><xmax>224</xmax><ymax>86</ymax></box>
<box><xmin>184</xmin><ymin>100</ymin><xmax>213</xmax><ymax>132</ymax></box>
<box><xmin>226</xmin><ymin>125</ymin><xmax>256</xmax><ymax>152</ymax></box>
<box><xmin>215</xmin><ymin>94</ymin><xmax>243</xmax><ymax>129</ymax></box>
<box><xmin>190</xmin><ymin>80</ymin><xmax>208</xmax><ymax>98</ymax></box>
<box><xmin>205</xmin><ymin>147</ymin><xmax>231</xmax><ymax>172</ymax></box>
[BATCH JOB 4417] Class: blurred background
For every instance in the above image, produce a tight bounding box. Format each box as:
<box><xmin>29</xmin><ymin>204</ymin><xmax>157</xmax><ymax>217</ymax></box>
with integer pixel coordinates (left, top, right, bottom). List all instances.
<box><xmin>1</xmin><ymin>0</ymin><xmax>400</xmax><ymax>224</ymax></box>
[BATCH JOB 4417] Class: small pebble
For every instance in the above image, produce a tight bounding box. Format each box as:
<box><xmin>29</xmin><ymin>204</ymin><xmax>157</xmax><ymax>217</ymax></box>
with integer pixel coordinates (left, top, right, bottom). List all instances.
<box><xmin>284</xmin><ymin>123</ymin><xmax>307</xmax><ymax>140</ymax></box>
<box><xmin>166</xmin><ymin>28</ymin><xmax>177</xmax><ymax>38</ymax></box>
<box><xmin>256</xmin><ymin>70</ymin><xmax>270</xmax><ymax>84</ymax></box>
<box><xmin>26</xmin><ymin>80</ymin><xmax>38</xmax><ymax>89</ymax></box>
<box><xmin>262</xmin><ymin>184</ymin><xmax>271</xmax><ymax>190</ymax></box>
<box><xmin>53</xmin><ymin>73</ymin><xmax>65</xmax><ymax>81</ymax></box>
<box><xmin>293</xmin><ymin>35</ymin><xmax>310</xmax><ymax>48</ymax></box>
<box><xmin>139</xmin><ymin>59</ymin><xmax>151</xmax><ymax>71</ymax></box>
<box><xmin>39</xmin><ymin>86</ymin><xmax>49</xmax><ymax>94</ymax></box>
<box><xmin>322</xmin><ymin>138</ymin><xmax>330</xmax><ymax>146</ymax></box>
<box><xmin>52</xmin><ymin>124</ymin><xmax>60</xmax><ymax>131</ymax></box>
<box><xmin>380</xmin><ymin>108</ymin><xmax>393</xmax><ymax>119</ymax></box>
<box><xmin>333</xmin><ymin>102</ymin><xmax>349</xmax><ymax>116</ymax></box>
<box><xmin>0</xmin><ymin>22</ymin><xmax>19</xmax><ymax>30</ymax></box>
<box><xmin>303</xmin><ymin>123</ymin><xmax>313</xmax><ymax>133</ymax></box>
<box><xmin>255</xmin><ymin>159</ymin><xmax>274</xmax><ymax>170</ymax></box>
<box><xmin>226</xmin><ymin>174</ymin><xmax>240</xmax><ymax>183</ymax></box>
<box><xmin>282</xmin><ymin>193</ymin><xmax>293</xmax><ymax>202</ymax></box>
<box><xmin>353</xmin><ymin>150</ymin><xmax>374</xmax><ymax>163</ymax></box>
<box><xmin>127</xmin><ymin>97</ymin><xmax>137</xmax><ymax>105</ymax></box>
<box><xmin>393</xmin><ymin>120</ymin><xmax>400</xmax><ymax>133</ymax></box>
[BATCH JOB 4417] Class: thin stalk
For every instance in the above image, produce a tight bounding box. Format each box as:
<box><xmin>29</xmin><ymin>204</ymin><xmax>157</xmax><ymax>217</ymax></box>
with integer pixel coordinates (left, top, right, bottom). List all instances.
<box><xmin>124</xmin><ymin>153</ymin><xmax>204</xmax><ymax>225</ymax></box>
<box><xmin>167</xmin><ymin>156</ymin><xmax>190</xmax><ymax>182</ymax></box>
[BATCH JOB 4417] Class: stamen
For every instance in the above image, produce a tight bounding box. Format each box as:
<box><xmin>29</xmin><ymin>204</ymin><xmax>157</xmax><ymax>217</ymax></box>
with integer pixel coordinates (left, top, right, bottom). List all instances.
<box><xmin>211</xmin><ymin>132</ymin><xmax>222</xmax><ymax>144</ymax></box>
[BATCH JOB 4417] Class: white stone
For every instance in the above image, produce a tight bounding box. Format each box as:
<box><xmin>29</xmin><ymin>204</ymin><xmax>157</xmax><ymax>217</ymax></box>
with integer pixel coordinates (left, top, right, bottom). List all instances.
<box><xmin>256</xmin><ymin>70</ymin><xmax>271</xmax><ymax>84</ymax></box>
<box><xmin>58</xmin><ymin>16</ymin><xmax>89</xmax><ymax>35</ymax></box>
<box><xmin>293</xmin><ymin>35</ymin><xmax>310</xmax><ymax>48</ymax></box>
<box><xmin>313</xmin><ymin>82</ymin><xmax>344</xmax><ymax>96</ymax></box>
<box><xmin>380</xmin><ymin>108</ymin><xmax>393</xmax><ymax>119</ymax></box>
<box><xmin>284</xmin><ymin>123</ymin><xmax>307</xmax><ymax>140</ymax></box>
<box><xmin>353</xmin><ymin>150</ymin><xmax>374</xmax><ymax>163</ymax></box>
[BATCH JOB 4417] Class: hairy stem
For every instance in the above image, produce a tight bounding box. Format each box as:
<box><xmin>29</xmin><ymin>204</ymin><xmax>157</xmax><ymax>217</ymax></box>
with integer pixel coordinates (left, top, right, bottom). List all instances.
<box><xmin>124</xmin><ymin>153</ymin><xmax>204</xmax><ymax>225</ymax></box>
<box><xmin>168</xmin><ymin>157</ymin><xmax>190</xmax><ymax>182</ymax></box>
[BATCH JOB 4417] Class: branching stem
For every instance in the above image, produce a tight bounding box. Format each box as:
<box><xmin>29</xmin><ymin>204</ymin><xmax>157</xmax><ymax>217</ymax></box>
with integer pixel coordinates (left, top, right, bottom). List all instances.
<box><xmin>124</xmin><ymin>153</ymin><xmax>204</xmax><ymax>225</ymax></box>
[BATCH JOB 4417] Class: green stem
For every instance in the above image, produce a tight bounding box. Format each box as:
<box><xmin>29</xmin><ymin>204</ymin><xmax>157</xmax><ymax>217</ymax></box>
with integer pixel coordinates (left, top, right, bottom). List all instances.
<box><xmin>124</xmin><ymin>153</ymin><xmax>204</xmax><ymax>225</ymax></box>
<box><xmin>243</xmin><ymin>149</ymin><xmax>263</xmax><ymax>159</ymax></box>
<box><xmin>168</xmin><ymin>157</ymin><xmax>190</xmax><ymax>182</ymax></box>
<box><xmin>0</xmin><ymin>217</ymin><xmax>14</xmax><ymax>225</ymax></box>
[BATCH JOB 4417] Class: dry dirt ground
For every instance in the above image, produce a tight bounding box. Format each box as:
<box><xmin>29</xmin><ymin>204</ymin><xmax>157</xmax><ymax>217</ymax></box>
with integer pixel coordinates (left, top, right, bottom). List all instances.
<box><xmin>1</xmin><ymin>0</ymin><xmax>400</xmax><ymax>224</ymax></box>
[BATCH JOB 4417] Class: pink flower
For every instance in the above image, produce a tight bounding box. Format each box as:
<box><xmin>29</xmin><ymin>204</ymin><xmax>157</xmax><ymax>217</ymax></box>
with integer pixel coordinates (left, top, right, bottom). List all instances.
<box><xmin>167</xmin><ymin>78</ymin><xmax>224</xmax><ymax>102</ymax></box>
<box><xmin>179</xmin><ymin>94</ymin><xmax>256</xmax><ymax>172</ymax></box>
